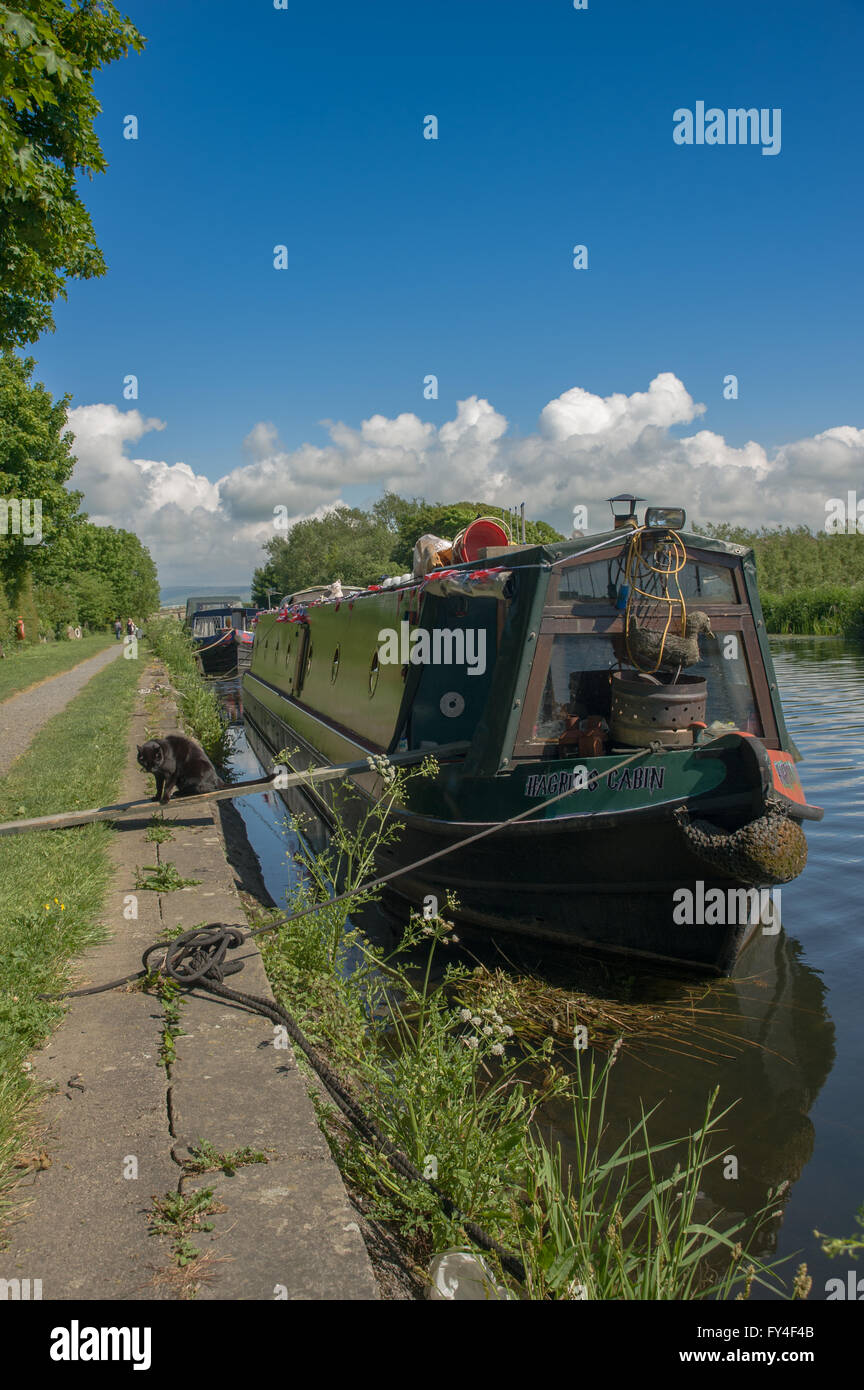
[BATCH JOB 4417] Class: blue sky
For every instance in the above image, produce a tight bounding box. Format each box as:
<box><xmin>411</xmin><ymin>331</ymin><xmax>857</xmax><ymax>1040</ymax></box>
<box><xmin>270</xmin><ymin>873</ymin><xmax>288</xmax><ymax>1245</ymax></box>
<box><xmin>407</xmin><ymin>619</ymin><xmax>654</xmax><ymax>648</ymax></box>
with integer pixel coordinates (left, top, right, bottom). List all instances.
<box><xmin>33</xmin><ymin>0</ymin><xmax>864</xmax><ymax>585</ymax></box>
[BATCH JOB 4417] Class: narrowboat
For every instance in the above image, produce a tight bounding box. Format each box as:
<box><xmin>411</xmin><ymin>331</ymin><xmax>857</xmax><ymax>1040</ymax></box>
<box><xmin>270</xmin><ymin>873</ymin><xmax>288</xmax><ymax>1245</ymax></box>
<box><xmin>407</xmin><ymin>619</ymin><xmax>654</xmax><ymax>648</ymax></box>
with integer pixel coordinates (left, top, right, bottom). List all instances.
<box><xmin>184</xmin><ymin>594</ymin><xmax>242</xmax><ymax>626</ymax></box>
<box><xmin>191</xmin><ymin>605</ymin><xmax>258</xmax><ymax>676</ymax></box>
<box><xmin>242</xmin><ymin>504</ymin><xmax>822</xmax><ymax>974</ymax></box>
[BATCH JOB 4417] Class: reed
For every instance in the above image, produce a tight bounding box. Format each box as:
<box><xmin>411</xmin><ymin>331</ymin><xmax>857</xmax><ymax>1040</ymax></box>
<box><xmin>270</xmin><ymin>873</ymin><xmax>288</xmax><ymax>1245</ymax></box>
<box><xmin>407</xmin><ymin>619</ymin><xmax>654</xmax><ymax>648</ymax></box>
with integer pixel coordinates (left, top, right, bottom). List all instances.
<box><xmin>255</xmin><ymin>766</ymin><xmax>788</xmax><ymax>1300</ymax></box>
<box><xmin>144</xmin><ymin>617</ymin><xmax>230</xmax><ymax>765</ymax></box>
<box><xmin>761</xmin><ymin>584</ymin><xmax>864</xmax><ymax>637</ymax></box>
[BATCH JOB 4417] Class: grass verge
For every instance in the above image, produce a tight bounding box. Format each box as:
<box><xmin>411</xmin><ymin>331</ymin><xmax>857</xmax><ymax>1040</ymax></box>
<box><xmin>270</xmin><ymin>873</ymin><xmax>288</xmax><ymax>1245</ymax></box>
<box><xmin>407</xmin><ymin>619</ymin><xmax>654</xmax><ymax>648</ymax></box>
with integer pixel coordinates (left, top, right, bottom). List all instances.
<box><xmin>0</xmin><ymin>651</ymin><xmax>141</xmax><ymax>1231</ymax></box>
<box><xmin>0</xmin><ymin>633</ymin><xmax>114</xmax><ymax>704</ymax></box>
<box><xmin>254</xmin><ymin>764</ymin><xmax>795</xmax><ymax>1300</ymax></box>
<box><xmin>143</xmin><ymin>618</ymin><xmax>230</xmax><ymax>765</ymax></box>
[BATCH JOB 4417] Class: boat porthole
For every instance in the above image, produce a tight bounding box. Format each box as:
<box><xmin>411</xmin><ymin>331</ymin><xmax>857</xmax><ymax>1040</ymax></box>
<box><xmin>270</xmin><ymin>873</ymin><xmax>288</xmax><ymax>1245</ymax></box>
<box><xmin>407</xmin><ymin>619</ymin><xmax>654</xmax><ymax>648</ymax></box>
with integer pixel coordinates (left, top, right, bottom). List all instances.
<box><xmin>440</xmin><ymin>691</ymin><xmax>465</xmax><ymax>718</ymax></box>
<box><xmin>331</xmin><ymin>646</ymin><xmax>340</xmax><ymax>683</ymax></box>
<box><xmin>369</xmin><ymin>651</ymin><xmax>380</xmax><ymax>696</ymax></box>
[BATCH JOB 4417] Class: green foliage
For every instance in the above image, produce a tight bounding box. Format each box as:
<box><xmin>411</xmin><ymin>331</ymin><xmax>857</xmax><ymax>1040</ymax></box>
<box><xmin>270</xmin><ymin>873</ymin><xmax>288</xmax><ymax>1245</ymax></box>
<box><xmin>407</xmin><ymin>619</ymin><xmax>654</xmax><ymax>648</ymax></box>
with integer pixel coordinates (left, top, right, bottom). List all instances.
<box><xmin>257</xmin><ymin>762</ymin><xmax>784</xmax><ymax>1299</ymax></box>
<box><xmin>815</xmin><ymin>1203</ymin><xmax>864</xmax><ymax>1261</ymax></box>
<box><xmin>698</xmin><ymin>521</ymin><xmax>864</xmax><ymax>592</ymax></box>
<box><xmin>698</xmin><ymin>522</ymin><xmax>864</xmax><ymax>635</ymax></box>
<box><xmin>0</xmin><ymin>351</ymin><xmax>80</xmax><ymax>597</ymax></box>
<box><xmin>144</xmin><ymin>616</ymin><xmax>230</xmax><ymax>765</ymax></box>
<box><xmin>183</xmin><ymin>1140</ymin><xmax>269</xmax><ymax>1177</ymax></box>
<box><xmin>251</xmin><ymin>491</ymin><xmax>564</xmax><ymax>604</ymax></box>
<box><xmin>149</xmin><ymin>1187</ymin><xmax>221</xmax><ymax>1266</ymax></box>
<box><xmin>253</xmin><ymin>505</ymin><xmax>395</xmax><ymax>602</ymax></box>
<box><xmin>34</xmin><ymin>516</ymin><xmax>160</xmax><ymax>626</ymax></box>
<box><xmin>0</xmin><ymin>354</ymin><xmax>158</xmax><ymax>635</ymax></box>
<box><xmin>145</xmin><ymin>815</ymin><xmax>174</xmax><ymax>844</ymax></box>
<box><xmin>761</xmin><ymin>585</ymin><xmax>864</xmax><ymax>637</ymax></box>
<box><xmin>5</xmin><ymin>567</ymin><xmax>38</xmax><ymax>643</ymax></box>
<box><xmin>134</xmin><ymin>861</ymin><xmax>201</xmax><ymax>892</ymax></box>
<box><xmin>0</xmin><ymin>1</ymin><xmax>145</xmax><ymax>347</ymax></box>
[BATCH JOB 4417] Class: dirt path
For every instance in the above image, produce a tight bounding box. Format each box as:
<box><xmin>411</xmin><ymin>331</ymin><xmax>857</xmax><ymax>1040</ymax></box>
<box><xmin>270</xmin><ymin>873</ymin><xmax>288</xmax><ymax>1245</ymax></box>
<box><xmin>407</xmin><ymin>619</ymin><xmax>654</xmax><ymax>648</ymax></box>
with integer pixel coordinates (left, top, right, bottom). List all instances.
<box><xmin>0</xmin><ymin>644</ymin><xmax>124</xmax><ymax>778</ymax></box>
<box><xmin>2</xmin><ymin>661</ymin><xmax>379</xmax><ymax>1300</ymax></box>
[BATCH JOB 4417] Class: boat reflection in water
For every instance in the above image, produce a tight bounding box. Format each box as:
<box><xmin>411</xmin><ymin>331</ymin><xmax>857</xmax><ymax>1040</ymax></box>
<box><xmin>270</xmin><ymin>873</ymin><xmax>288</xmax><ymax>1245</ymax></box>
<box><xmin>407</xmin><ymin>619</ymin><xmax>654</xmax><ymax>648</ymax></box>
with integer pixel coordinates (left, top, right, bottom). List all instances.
<box><xmin>541</xmin><ymin>919</ymin><xmax>835</xmax><ymax>1274</ymax></box>
<box><xmin>231</xmin><ymin>690</ymin><xmax>836</xmax><ymax>1286</ymax></box>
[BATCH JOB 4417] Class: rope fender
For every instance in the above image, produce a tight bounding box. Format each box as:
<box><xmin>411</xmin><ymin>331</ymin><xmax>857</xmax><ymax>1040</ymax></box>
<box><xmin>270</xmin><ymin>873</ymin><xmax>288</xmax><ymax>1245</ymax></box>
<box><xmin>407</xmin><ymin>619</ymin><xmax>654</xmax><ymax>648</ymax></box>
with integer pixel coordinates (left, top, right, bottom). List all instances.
<box><xmin>674</xmin><ymin>803</ymin><xmax>808</xmax><ymax>884</ymax></box>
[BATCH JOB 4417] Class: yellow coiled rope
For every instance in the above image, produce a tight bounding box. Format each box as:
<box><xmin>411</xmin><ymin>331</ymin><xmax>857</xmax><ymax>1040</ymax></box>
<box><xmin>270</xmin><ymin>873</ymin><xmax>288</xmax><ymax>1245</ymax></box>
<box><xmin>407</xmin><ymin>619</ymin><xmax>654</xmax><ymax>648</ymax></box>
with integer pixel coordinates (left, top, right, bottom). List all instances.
<box><xmin>623</xmin><ymin>527</ymin><xmax>688</xmax><ymax>673</ymax></box>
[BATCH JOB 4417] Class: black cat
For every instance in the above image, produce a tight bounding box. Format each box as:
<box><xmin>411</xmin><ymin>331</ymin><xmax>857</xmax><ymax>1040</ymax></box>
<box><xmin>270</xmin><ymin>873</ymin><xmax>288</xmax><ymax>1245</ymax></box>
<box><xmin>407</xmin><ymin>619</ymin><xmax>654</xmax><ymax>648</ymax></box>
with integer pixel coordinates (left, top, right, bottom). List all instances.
<box><xmin>136</xmin><ymin>735</ymin><xmax>223</xmax><ymax>803</ymax></box>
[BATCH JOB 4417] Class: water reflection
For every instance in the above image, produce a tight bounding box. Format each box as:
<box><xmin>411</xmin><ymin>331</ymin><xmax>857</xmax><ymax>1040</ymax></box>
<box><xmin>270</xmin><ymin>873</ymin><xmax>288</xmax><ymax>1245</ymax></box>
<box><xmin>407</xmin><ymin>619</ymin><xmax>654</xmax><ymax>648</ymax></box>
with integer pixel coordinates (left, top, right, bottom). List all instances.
<box><xmin>214</xmin><ymin>638</ymin><xmax>863</xmax><ymax>1298</ymax></box>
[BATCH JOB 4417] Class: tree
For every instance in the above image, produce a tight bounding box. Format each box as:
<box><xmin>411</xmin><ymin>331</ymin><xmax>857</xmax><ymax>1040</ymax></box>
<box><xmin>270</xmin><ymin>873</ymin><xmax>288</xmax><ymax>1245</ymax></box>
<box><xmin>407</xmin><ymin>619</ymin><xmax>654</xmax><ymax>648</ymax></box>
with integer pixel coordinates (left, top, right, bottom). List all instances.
<box><xmin>0</xmin><ymin>1</ymin><xmax>145</xmax><ymax>348</ymax></box>
<box><xmin>252</xmin><ymin>506</ymin><xmax>395</xmax><ymax>603</ymax></box>
<box><xmin>0</xmin><ymin>349</ymin><xmax>80</xmax><ymax>597</ymax></box>
<box><xmin>251</xmin><ymin>494</ymin><xmax>565</xmax><ymax>603</ymax></box>
<box><xmin>34</xmin><ymin>515</ymin><xmax>160</xmax><ymax>622</ymax></box>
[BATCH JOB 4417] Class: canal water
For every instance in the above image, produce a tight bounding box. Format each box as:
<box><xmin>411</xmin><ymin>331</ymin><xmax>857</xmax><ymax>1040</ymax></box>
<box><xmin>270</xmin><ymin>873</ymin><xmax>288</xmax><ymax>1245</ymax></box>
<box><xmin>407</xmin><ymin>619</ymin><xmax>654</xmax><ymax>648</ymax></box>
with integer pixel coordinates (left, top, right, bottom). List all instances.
<box><xmin>214</xmin><ymin>636</ymin><xmax>863</xmax><ymax>1300</ymax></box>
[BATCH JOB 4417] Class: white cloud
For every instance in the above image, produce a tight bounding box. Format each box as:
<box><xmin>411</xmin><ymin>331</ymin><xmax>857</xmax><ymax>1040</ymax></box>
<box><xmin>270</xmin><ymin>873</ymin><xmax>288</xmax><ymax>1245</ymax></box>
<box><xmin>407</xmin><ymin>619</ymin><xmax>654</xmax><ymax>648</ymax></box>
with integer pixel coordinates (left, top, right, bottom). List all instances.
<box><xmin>64</xmin><ymin>379</ymin><xmax>864</xmax><ymax>587</ymax></box>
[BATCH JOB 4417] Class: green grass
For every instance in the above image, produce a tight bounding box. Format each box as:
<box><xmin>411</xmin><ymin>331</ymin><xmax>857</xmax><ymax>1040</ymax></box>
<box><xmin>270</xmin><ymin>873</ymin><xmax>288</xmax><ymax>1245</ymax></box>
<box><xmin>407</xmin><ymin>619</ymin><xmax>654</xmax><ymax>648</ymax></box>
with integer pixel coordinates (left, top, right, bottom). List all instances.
<box><xmin>0</xmin><ymin>652</ymin><xmax>141</xmax><ymax>1226</ymax></box>
<box><xmin>761</xmin><ymin>584</ymin><xmax>864</xmax><ymax>636</ymax></box>
<box><xmin>255</xmin><ymin>772</ymin><xmax>789</xmax><ymax>1300</ymax></box>
<box><xmin>0</xmin><ymin>633</ymin><xmax>114</xmax><ymax>704</ymax></box>
<box><xmin>144</xmin><ymin>618</ymin><xmax>230</xmax><ymax>765</ymax></box>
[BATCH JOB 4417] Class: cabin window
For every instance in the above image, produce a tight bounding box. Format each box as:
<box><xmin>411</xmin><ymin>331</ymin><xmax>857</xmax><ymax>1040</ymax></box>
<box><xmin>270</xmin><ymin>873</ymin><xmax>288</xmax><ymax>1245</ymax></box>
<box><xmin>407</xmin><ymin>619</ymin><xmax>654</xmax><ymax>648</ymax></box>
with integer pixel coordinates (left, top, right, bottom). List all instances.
<box><xmin>331</xmin><ymin>646</ymin><xmax>340</xmax><ymax>683</ymax></box>
<box><xmin>369</xmin><ymin>651</ymin><xmax>380</xmax><ymax>696</ymax></box>
<box><xmin>529</xmin><ymin>631</ymin><xmax>762</xmax><ymax>744</ymax></box>
<box><xmin>685</xmin><ymin>639</ymin><xmax>762</xmax><ymax>735</ymax></box>
<box><xmin>533</xmin><ymin>635</ymin><xmax>617</xmax><ymax>740</ymax></box>
<box><xmin>557</xmin><ymin>556</ymin><xmax>737</xmax><ymax>604</ymax></box>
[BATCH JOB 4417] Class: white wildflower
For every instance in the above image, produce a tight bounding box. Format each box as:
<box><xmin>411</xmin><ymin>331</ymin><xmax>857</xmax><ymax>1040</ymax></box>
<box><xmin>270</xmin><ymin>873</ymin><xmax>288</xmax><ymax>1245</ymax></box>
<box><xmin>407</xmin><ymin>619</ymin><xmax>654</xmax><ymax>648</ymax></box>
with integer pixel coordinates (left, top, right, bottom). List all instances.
<box><xmin>471</xmin><ymin>1015</ymin><xmax>482</xmax><ymax>1027</ymax></box>
<box><xmin>463</xmin><ymin>1036</ymin><xmax>479</xmax><ymax>1050</ymax></box>
<box><xmin>502</xmin><ymin>1025</ymin><xmax>514</xmax><ymax>1037</ymax></box>
<box><xmin>459</xmin><ymin>1008</ymin><xmax>472</xmax><ymax>1022</ymax></box>
<box><xmin>482</xmin><ymin>1025</ymin><xmax>493</xmax><ymax>1037</ymax></box>
<box><xmin>491</xmin><ymin>1043</ymin><xmax>505</xmax><ymax>1056</ymax></box>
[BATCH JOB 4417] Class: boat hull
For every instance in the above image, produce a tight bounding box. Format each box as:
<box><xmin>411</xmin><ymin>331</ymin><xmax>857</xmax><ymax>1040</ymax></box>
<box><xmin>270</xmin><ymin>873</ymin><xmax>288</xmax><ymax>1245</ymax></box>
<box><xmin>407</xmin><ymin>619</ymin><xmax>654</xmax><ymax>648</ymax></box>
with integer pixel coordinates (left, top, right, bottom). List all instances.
<box><xmin>243</xmin><ymin>683</ymin><xmax>786</xmax><ymax>975</ymax></box>
<box><xmin>195</xmin><ymin>632</ymin><xmax>252</xmax><ymax>676</ymax></box>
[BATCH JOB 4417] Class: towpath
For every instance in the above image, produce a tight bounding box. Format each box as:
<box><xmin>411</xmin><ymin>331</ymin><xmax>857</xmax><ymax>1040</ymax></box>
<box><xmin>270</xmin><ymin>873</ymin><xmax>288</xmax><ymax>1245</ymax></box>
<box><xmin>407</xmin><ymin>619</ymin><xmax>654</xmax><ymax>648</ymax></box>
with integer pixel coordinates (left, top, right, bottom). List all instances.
<box><xmin>0</xmin><ymin>643</ymin><xmax>124</xmax><ymax>778</ymax></box>
<box><xmin>2</xmin><ymin>661</ymin><xmax>379</xmax><ymax>1300</ymax></box>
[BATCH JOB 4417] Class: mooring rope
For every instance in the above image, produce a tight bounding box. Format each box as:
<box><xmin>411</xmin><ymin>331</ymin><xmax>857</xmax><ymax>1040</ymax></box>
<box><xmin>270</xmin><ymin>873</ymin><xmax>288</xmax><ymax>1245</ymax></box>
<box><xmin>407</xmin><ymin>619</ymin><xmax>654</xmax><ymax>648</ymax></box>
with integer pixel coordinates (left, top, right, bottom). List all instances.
<box><xmin>37</xmin><ymin>741</ymin><xmax>660</xmax><ymax>1287</ymax></box>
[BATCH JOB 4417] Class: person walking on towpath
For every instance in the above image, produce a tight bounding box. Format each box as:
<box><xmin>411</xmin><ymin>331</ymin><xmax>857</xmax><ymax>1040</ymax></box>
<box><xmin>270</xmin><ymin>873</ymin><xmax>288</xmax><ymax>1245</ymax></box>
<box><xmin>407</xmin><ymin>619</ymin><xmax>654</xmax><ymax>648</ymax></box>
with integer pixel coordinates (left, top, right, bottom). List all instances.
<box><xmin>114</xmin><ymin>618</ymin><xmax>123</xmax><ymax>641</ymax></box>
<box><xmin>14</xmin><ymin>615</ymin><xmax>25</xmax><ymax>643</ymax></box>
<box><xmin>126</xmin><ymin>618</ymin><xmax>135</xmax><ymax>637</ymax></box>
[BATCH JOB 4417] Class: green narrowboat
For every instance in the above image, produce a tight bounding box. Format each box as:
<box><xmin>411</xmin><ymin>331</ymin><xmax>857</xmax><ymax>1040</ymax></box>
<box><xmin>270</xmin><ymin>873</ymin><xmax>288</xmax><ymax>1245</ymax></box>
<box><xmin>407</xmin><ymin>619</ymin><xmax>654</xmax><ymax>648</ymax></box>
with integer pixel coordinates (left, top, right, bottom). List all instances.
<box><xmin>242</xmin><ymin>507</ymin><xmax>822</xmax><ymax>974</ymax></box>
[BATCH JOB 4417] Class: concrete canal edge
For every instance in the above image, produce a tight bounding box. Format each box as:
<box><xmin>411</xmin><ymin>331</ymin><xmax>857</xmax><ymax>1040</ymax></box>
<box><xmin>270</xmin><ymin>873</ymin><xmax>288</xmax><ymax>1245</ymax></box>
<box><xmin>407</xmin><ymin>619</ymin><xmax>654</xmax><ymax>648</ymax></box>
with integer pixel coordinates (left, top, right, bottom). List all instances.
<box><xmin>3</xmin><ymin>661</ymin><xmax>379</xmax><ymax>1300</ymax></box>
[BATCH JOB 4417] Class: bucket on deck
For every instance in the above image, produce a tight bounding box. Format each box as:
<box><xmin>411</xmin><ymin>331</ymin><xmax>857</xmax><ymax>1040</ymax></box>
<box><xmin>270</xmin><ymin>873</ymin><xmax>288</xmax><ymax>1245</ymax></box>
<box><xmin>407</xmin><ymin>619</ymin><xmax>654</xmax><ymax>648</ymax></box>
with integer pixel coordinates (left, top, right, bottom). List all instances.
<box><xmin>452</xmin><ymin>518</ymin><xmax>509</xmax><ymax>563</ymax></box>
<box><xmin>611</xmin><ymin>670</ymin><xmax>708</xmax><ymax>749</ymax></box>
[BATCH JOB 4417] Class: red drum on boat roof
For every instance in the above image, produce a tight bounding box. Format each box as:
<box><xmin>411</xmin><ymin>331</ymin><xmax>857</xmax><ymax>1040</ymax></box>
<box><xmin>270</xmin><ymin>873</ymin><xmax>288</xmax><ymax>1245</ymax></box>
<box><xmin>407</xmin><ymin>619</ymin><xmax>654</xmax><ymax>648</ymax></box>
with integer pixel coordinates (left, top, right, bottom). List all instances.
<box><xmin>452</xmin><ymin>518</ymin><xmax>509</xmax><ymax>563</ymax></box>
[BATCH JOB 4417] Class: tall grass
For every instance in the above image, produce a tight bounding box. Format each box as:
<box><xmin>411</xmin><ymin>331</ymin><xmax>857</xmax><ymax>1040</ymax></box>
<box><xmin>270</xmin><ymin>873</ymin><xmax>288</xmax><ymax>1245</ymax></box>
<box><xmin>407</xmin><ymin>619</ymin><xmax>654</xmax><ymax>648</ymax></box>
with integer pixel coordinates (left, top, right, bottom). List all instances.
<box><xmin>761</xmin><ymin>584</ymin><xmax>864</xmax><ymax>636</ymax></box>
<box><xmin>144</xmin><ymin>616</ymin><xmax>230</xmax><ymax>765</ymax></box>
<box><xmin>256</xmin><ymin>763</ymin><xmax>788</xmax><ymax>1300</ymax></box>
